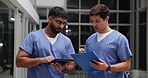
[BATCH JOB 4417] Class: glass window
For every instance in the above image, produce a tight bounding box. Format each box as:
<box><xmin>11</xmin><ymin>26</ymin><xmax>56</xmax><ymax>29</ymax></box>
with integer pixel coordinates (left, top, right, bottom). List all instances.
<box><xmin>0</xmin><ymin>8</ymin><xmax>14</xmax><ymax>77</ymax></box>
<box><xmin>67</xmin><ymin>12</ymin><xmax>79</xmax><ymax>22</ymax></box>
<box><xmin>110</xmin><ymin>26</ymin><xmax>117</xmax><ymax>30</ymax></box>
<box><xmin>42</xmin><ymin>22</ymin><xmax>48</xmax><ymax>28</ymax></box>
<box><xmin>139</xmin><ymin>25</ymin><xmax>146</xmax><ymax>70</ymax></box>
<box><xmin>81</xmin><ymin>0</ymin><xmax>98</xmax><ymax>9</ymax></box>
<box><xmin>119</xmin><ymin>0</ymin><xmax>130</xmax><ymax>10</ymax></box>
<box><xmin>139</xmin><ymin>11</ymin><xmax>146</xmax><ymax>24</ymax></box>
<box><xmin>66</xmin><ymin>25</ymin><xmax>79</xmax><ymax>53</ymax></box>
<box><xmin>37</xmin><ymin>8</ymin><xmax>47</xmax><ymax>20</ymax></box>
<box><xmin>81</xmin><ymin>25</ymin><xmax>94</xmax><ymax>45</ymax></box>
<box><xmin>119</xmin><ymin>13</ymin><xmax>130</xmax><ymax>23</ymax></box>
<box><xmin>119</xmin><ymin>26</ymin><xmax>130</xmax><ymax>40</ymax></box>
<box><xmin>81</xmin><ymin>12</ymin><xmax>90</xmax><ymax>23</ymax></box>
<box><xmin>100</xmin><ymin>0</ymin><xmax>117</xmax><ymax>10</ymax></box>
<box><xmin>67</xmin><ymin>0</ymin><xmax>79</xmax><ymax>9</ymax></box>
<box><xmin>109</xmin><ymin>13</ymin><xmax>117</xmax><ymax>23</ymax></box>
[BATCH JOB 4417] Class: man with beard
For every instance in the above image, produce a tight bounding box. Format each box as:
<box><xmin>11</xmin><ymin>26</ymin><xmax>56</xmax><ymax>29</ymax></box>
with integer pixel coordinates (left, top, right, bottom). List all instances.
<box><xmin>16</xmin><ymin>6</ymin><xmax>75</xmax><ymax>78</ymax></box>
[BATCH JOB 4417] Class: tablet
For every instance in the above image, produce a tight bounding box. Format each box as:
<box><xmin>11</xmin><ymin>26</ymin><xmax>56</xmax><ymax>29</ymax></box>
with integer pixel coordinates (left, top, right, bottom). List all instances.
<box><xmin>48</xmin><ymin>59</ymin><xmax>74</xmax><ymax>65</ymax></box>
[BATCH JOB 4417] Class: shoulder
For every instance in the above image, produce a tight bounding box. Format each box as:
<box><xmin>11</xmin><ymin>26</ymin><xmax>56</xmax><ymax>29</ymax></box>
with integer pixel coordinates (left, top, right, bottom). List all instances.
<box><xmin>112</xmin><ymin>30</ymin><xmax>129</xmax><ymax>43</ymax></box>
<box><xmin>28</xmin><ymin>29</ymin><xmax>43</xmax><ymax>37</ymax></box>
<box><xmin>59</xmin><ymin>33</ymin><xmax>71</xmax><ymax>41</ymax></box>
<box><xmin>86</xmin><ymin>32</ymin><xmax>97</xmax><ymax>41</ymax></box>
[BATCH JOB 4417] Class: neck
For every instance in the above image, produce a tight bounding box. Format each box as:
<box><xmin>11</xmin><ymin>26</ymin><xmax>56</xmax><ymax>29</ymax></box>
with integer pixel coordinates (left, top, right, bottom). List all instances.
<box><xmin>99</xmin><ymin>26</ymin><xmax>112</xmax><ymax>34</ymax></box>
<box><xmin>44</xmin><ymin>24</ymin><xmax>57</xmax><ymax>38</ymax></box>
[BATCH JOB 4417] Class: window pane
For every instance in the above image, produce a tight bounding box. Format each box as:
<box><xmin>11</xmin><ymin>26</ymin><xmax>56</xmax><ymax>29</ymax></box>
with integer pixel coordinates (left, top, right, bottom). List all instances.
<box><xmin>139</xmin><ymin>11</ymin><xmax>146</xmax><ymax>24</ymax></box>
<box><xmin>81</xmin><ymin>12</ymin><xmax>90</xmax><ymax>23</ymax></box>
<box><xmin>139</xmin><ymin>25</ymin><xmax>146</xmax><ymax>70</ymax></box>
<box><xmin>67</xmin><ymin>0</ymin><xmax>79</xmax><ymax>9</ymax></box>
<box><xmin>81</xmin><ymin>0</ymin><xmax>98</xmax><ymax>9</ymax></box>
<box><xmin>0</xmin><ymin>8</ymin><xmax>14</xmax><ymax>76</ymax></box>
<box><xmin>119</xmin><ymin>0</ymin><xmax>130</xmax><ymax>10</ymax></box>
<box><xmin>66</xmin><ymin>25</ymin><xmax>79</xmax><ymax>53</ymax></box>
<box><xmin>110</xmin><ymin>26</ymin><xmax>117</xmax><ymax>30</ymax></box>
<box><xmin>67</xmin><ymin>12</ymin><xmax>79</xmax><ymax>22</ymax></box>
<box><xmin>42</xmin><ymin>22</ymin><xmax>48</xmax><ymax>28</ymax></box>
<box><xmin>119</xmin><ymin>13</ymin><xmax>130</xmax><ymax>23</ymax></box>
<box><xmin>100</xmin><ymin>0</ymin><xmax>117</xmax><ymax>10</ymax></box>
<box><xmin>37</xmin><ymin>8</ymin><xmax>47</xmax><ymax>20</ymax></box>
<box><xmin>81</xmin><ymin>25</ymin><xmax>94</xmax><ymax>45</ymax></box>
<box><xmin>119</xmin><ymin>26</ymin><xmax>130</xmax><ymax>40</ymax></box>
<box><xmin>109</xmin><ymin>13</ymin><xmax>117</xmax><ymax>23</ymax></box>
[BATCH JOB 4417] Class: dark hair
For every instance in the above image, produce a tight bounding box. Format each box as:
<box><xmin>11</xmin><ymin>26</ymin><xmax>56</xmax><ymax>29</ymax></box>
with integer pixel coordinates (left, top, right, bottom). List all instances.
<box><xmin>48</xmin><ymin>6</ymin><xmax>67</xmax><ymax>19</ymax></box>
<box><xmin>90</xmin><ymin>4</ymin><xmax>110</xmax><ymax>20</ymax></box>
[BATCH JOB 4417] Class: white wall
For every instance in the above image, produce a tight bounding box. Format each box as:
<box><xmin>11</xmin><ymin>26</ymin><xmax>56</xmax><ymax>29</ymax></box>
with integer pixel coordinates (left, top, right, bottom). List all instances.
<box><xmin>36</xmin><ymin>0</ymin><xmax>66</xmax><ymax>8</ymax></box>
<box><xmin>9</xmin><ymin>0</ymin><xmax>39</xmax><ymax>24</ymax></box>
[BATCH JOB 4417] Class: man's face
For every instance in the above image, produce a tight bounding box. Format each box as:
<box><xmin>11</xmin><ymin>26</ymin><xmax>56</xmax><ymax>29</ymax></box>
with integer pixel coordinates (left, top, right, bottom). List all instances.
<box><xmin>50</xmin><ymin>17</ymin><xmax>67</xmax><ymax>34</ymax></box>
<box><xmin>90</xmin><ymin>15</ymin><xmax>108</xmax><ymax>33</ymax></box>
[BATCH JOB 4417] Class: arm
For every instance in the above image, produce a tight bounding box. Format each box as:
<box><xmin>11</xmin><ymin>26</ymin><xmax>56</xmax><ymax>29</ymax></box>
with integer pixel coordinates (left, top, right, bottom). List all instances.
<box><xmin>16</xmin><ymin>49</ymin><xmax>55</xmax><ymax>68</ymax></box>
<box><xmin>90</xmin><ymin>57</ymin><xmax>131</xmax><ymax>72</ymax></box>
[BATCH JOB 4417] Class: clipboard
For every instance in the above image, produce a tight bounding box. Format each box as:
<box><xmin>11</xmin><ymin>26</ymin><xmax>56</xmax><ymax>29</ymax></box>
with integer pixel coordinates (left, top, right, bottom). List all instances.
<box><xmin>71</xmin><ymin>51</ymin><xmax>100</xmax><ymax>72</ymax></box>
<box><xmin>48</xmin><ymin>59</ymin><xmax>74</xmax><ymax>65</ymax></box>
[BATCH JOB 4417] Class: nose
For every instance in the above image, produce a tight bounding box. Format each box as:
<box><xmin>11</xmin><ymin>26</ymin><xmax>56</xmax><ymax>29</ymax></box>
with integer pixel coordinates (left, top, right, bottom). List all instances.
<box><xmin>59</xmin><ymin>24</ymin><xmax>64</xmax><ymax>28</ymax></box>
<box><xmin>92</xmin><ymin>22</ymin><xmax>97</xmax><ymax>27</ymax></box>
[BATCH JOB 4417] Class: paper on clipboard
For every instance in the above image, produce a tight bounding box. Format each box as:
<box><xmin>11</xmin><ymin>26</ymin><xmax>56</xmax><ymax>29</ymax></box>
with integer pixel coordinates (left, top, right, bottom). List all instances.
<box><xmin>71</xmin><ymin>51</ymin><xmax>100</xmax><ymax>72</ymax></box>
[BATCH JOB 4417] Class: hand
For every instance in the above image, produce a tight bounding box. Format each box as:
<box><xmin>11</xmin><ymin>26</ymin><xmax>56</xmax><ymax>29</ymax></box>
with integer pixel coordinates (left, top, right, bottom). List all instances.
<box><xmin>51</xmin><ymin>62</ymin><xmax>67</xmax><ymax>71</ymax></box>
<box><xmin>89</xmin><ymin>59</ymin><xmax>108</xmax><ymax>70</ymax></box>
<box><xmin>42</xmin><ymin>56</ymin><xmax>55</xmax><ymax>63</ymax></box>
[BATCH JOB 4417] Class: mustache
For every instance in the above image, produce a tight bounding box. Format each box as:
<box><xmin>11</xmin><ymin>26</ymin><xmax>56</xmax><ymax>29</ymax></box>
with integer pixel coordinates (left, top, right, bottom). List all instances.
<box><xmin>56</xmin><ymin>27</ymin><xmax>62</xmax><ymax>30</ymax></box>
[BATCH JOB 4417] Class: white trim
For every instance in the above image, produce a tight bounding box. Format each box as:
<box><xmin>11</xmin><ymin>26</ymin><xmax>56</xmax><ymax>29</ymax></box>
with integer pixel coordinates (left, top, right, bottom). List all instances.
<box><xmin>9</xmin><ymin>0</ymin><xmax>39</xmax><ymax>24</ymax></box>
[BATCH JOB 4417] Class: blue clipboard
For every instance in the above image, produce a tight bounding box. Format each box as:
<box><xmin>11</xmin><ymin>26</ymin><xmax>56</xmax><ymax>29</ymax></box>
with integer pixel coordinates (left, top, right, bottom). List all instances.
<box><xmin>71</xmin><ymin>51</ymin><xmax>100</xmax><ymax>72</ymax></box>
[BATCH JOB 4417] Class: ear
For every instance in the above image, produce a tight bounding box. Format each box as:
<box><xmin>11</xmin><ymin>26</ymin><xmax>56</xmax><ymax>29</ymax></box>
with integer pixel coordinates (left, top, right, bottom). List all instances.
<box><xmin>105</xmin><ymin>16</ymin><xmax>109</xmax><ymax>21</ymax></box>
<box><xmin>48</xmin><ymin>16</ymin><xmax>52</xmax><ymax>22</ymax></box>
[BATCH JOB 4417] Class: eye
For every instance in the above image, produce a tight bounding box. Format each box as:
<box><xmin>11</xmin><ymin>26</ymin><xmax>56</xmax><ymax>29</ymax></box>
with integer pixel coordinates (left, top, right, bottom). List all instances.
<box><xmin>56</xmin><ymin>20</ymin><xmax>62</xmax><ymax>24</ymax></box>
<box><xmin>95</xmin><ymin>20</ymin><xmax>100</xmax><ymax>23</ymax></box>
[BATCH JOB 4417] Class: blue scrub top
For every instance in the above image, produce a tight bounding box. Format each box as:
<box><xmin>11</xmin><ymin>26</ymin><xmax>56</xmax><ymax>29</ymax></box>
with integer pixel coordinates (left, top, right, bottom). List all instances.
<box><xmin>20</xmin><ymin>29</ymin><xmax>75</xmax><ymax>78</ymax></box>
<box><xmin>84</xmin><ymin>30</ymin><xmax>132</xmax><ymax>78</ymax></box>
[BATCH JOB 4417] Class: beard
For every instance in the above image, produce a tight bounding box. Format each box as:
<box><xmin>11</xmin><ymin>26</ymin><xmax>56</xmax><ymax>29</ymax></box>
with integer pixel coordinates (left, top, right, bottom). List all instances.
<box><xmin>50</xmin><ymin>22</ymin><xmax>62</xmax><ymax>34</ymax></box>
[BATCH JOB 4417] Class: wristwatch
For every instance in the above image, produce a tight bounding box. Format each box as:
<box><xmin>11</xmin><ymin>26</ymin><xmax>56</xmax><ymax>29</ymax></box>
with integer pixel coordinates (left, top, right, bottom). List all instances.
<box><xmin>106</xmin><ymin>65</ymin><xmax>111</xmax><ymax>71</ymax></box>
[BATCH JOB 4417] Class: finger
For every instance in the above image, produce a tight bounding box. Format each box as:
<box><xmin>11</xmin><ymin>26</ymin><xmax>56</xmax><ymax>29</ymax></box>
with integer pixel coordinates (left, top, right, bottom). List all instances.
<box><xmin>98</xmin><ymin>58</ymin><xmax>105</xmax><ymax>63</ymax></box>
<box><xmin>89</xmin><ymin>62</ymin><xmax>98</xmax><ymax>69</ymax></box>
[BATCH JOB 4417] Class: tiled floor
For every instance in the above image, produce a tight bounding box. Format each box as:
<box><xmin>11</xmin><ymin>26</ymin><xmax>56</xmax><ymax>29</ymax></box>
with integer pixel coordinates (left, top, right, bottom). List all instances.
<box><xmin>0</xmin><ymin>69</ymin><xmax>148</xmax><ymax>78</ymax></box>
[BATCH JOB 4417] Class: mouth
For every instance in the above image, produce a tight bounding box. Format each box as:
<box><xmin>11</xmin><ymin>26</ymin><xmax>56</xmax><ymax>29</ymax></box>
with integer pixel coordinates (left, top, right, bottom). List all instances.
<box><xmin>56</xmin><ymin>28</ymin><xmax>62</xmax><ymax>31</ymax></box>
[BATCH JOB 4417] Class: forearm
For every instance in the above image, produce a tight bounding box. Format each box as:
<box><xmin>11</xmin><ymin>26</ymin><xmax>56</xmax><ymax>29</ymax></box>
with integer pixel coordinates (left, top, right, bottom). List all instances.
<box><xmin>16</xmin><ymin>57</ymin><xmax>43</xmax><ymax>68</ymax></box>
<box><xmin>110</xmin><ymin>62</ymin><xmax>130</xmax><ymax>72</ymax></box>
<box><xmin>109</xmin><ymin>57</ymin><xmax>131</xmax><ymax>72</ymax></box>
